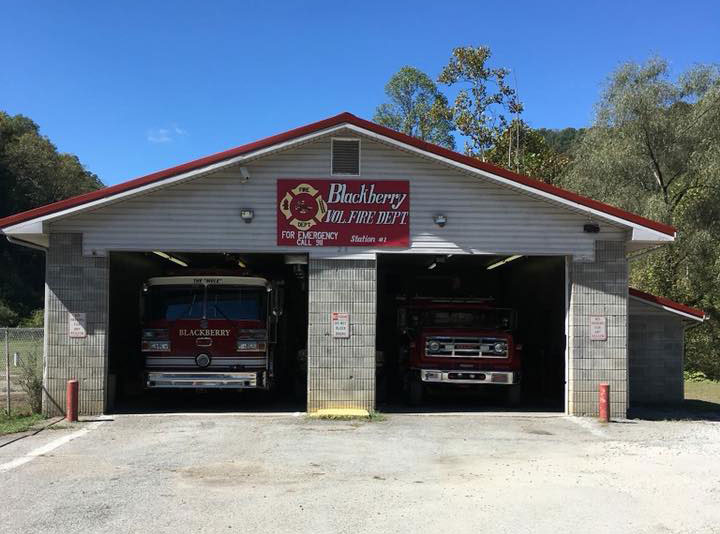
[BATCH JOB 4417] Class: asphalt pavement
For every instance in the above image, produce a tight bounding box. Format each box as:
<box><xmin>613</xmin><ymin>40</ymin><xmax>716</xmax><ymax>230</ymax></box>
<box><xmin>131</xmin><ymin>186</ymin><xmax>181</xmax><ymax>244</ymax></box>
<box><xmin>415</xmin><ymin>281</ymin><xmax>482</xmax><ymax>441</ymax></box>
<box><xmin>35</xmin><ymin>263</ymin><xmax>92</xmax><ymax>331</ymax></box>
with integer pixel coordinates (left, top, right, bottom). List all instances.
<box><xmin>1</xmin><ymin>411</ymin><xmax>719</xmax><ymax>534</ymax></box>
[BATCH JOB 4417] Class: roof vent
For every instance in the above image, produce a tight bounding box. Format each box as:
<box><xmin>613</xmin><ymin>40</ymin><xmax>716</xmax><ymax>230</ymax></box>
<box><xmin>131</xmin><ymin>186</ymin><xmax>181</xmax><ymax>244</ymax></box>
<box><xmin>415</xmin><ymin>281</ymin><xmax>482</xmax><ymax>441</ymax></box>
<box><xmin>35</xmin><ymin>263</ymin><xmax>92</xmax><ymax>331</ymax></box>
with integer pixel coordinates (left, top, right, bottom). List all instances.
<box><xmin>331</xmin><ymin>138</ymin><xmax>360</xmax><ymax>175</ymax></box>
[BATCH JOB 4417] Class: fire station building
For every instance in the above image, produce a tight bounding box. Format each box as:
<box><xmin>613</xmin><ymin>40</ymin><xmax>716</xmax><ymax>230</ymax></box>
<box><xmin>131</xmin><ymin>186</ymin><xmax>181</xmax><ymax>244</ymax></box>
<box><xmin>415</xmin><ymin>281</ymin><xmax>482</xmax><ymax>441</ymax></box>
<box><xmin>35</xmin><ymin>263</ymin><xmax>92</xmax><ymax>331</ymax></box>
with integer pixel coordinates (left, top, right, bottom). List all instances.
<box><xmin>0</xmin><ymin>113</ymin><xmax>706</xmax><ymax>418</ymax></box>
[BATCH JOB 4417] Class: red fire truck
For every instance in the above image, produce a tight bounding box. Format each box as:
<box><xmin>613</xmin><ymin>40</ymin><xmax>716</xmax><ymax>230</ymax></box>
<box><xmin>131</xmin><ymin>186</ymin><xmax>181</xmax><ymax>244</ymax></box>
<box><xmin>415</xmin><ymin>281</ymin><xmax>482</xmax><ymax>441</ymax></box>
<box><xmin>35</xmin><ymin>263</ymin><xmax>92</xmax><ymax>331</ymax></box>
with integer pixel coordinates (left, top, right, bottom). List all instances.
<box><xmin>397</xmin><ymin>297</ymin><xmax>522</xmax><ymax>405</ymax></box>
<box><xmin>140</xmin><ymin>276</ymin><xmax>283</xmax><ymax>390</ymax></box>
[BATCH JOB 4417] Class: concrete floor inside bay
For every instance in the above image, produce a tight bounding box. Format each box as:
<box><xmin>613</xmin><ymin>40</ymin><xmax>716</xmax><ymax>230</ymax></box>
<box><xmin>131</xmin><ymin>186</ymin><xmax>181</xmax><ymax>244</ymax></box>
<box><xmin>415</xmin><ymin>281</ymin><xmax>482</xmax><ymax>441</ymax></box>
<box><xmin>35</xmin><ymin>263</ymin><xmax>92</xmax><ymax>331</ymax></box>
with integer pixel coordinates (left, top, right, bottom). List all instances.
<box><xmin>1</xmin><ymin>413</ymin><xmax>719</xmax><ymax>534</ymax></box>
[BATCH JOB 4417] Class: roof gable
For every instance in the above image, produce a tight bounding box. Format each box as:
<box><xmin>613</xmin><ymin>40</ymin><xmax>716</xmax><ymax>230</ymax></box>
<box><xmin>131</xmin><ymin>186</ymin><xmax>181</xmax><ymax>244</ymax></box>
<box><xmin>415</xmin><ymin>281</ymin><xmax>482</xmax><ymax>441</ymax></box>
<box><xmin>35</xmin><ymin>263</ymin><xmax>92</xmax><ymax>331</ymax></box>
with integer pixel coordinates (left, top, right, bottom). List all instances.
<box><xmin>0</xmin><ymin>112</ymin><xmax>676</xmax><ymax>239</ymax></box>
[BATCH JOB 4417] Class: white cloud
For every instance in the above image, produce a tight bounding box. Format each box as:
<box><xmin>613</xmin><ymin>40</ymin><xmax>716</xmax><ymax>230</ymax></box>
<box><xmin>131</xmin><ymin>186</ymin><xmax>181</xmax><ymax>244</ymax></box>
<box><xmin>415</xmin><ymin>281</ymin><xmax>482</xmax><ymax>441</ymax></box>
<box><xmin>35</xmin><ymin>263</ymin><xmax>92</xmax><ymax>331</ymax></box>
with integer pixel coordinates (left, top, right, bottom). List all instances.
<box><xmin>147</xmin><ymin>124</ymin><xmax>187</xmax><ymax>144</ymax></box>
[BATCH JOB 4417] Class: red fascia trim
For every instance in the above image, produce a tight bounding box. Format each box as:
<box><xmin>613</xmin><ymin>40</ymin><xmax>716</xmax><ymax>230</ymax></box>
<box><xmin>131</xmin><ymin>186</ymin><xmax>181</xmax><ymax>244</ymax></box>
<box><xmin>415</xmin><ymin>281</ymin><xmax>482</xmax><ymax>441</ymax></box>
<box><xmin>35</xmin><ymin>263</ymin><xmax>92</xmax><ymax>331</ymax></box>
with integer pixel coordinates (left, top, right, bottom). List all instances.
<box><xmin>0</xmin><ymin>111</ymin><xmax>676</xmax><ymax>237</ymax></box>
<box><xmin>629</xmin><ymin>287</ymin><xmax>706</xmax><ymax>319</ymax></box>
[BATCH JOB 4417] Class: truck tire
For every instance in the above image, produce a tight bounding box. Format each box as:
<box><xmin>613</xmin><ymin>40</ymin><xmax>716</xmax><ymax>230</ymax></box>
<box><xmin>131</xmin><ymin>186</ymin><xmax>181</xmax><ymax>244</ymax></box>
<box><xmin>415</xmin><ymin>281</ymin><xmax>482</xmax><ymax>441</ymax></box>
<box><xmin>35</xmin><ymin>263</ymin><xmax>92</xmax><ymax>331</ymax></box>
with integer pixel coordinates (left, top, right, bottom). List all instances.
<box><xmin>506</xmin><ymin>384</ymin><xmax>522</xmax><ymax>406</ymax></box>
<box><xmin>409</xmin><ymin>380</ymin><xmax>424</xmax><ymax>406</ymax></box>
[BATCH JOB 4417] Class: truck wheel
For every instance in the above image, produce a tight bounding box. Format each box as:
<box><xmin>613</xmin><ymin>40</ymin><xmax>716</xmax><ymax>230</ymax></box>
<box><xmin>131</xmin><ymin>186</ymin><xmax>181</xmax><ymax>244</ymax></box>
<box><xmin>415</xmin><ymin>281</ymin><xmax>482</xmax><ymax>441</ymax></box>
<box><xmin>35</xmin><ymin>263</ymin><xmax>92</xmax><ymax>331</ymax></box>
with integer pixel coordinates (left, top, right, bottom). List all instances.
<box><xmin>506</xmin><ymin>385</ymin><xmax>522</xmax><ymax>406</ymax></box>
<box><xmin>409</xmin><ymin>380</ymin><xmax>424</xmax><ymax>406</ymax></box>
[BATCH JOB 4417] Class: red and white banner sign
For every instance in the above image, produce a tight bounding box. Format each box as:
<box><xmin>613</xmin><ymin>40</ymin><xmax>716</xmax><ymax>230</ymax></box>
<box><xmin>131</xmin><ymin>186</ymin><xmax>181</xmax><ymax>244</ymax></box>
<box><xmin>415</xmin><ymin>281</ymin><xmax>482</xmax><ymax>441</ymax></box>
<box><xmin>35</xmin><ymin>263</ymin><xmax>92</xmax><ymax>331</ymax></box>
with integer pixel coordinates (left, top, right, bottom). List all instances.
<box><xmin>277</xmin><ymin>179</ymin><xmax>410</xmax><ymax>247</ymax></box>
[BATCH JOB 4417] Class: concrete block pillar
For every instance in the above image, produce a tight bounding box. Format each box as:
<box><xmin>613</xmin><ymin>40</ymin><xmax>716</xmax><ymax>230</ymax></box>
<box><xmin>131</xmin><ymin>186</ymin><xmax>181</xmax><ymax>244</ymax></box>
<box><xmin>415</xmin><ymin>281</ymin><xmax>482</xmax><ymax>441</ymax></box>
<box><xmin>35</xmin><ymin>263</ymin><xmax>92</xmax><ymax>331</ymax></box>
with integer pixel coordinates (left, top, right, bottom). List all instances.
<box><xmin>307</xmin><ymin>258</ymin><xmax>376</xmax><ymax>413</ymax></box>
<box><xmin>44</xmin><ymin>233</ymin><xmax>109</xmax><ymax>416</ymax></box>
<box><xmin>568</xmin><ymin>241</ymin><xmax>628</xmax><ymax>417</ymax></box>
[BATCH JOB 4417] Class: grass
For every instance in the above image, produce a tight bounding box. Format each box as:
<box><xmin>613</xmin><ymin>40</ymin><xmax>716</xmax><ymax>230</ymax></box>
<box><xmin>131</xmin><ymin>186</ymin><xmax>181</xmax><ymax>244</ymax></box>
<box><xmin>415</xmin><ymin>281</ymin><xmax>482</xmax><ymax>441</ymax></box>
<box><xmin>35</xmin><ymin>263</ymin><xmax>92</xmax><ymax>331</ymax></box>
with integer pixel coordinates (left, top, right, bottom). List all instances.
<box><xmin>685</xmin><ymin>379</ymin><xmax>720</xmax><ymax>404</ymax></box>
<box><xmin>0</xmin><ymin>412</ymin><xmax>46</xmax><ymax>435</ymax></box>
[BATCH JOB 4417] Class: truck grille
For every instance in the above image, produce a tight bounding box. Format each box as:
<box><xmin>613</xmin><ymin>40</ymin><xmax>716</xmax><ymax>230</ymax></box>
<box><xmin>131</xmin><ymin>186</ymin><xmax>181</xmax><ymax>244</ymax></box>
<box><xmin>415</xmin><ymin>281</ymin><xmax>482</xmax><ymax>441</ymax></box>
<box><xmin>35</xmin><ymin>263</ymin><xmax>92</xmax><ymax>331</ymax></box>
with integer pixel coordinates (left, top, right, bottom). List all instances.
<box><xmin>425</xmin><ymin>336</ymin><xmax>508</xmax><ymax>358</ymax></box>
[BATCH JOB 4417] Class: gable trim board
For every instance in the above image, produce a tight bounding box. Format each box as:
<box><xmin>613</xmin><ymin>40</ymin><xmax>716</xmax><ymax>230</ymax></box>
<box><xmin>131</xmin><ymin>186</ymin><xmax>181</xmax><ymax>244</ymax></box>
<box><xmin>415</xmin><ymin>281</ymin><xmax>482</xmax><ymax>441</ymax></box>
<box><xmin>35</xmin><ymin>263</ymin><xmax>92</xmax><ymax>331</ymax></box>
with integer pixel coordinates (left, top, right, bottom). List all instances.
<box><xmin>0</xmin><ymin>112</ymin><xmax>675</xmax><ymax>248</ymax></box>
<box><xmin>629</xmin><ymin>288</ymin><xmax>707</xmax><ymax>322</ymax></box>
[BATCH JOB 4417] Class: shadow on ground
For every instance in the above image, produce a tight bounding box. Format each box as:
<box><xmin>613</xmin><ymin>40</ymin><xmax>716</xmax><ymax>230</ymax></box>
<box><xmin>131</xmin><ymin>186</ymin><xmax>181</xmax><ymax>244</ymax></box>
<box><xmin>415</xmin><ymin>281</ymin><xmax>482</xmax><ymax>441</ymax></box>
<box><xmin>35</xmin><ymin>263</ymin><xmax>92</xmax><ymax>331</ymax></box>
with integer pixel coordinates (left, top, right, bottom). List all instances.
<box><xmin>629</xmin><ymin>399</ymin><xmax>720</xmax><ymax>421</ymax></box>
<box><xmin>111</xmin><ymin>390</ymin><xmax>305</xmax><ymax>414</ymax></box>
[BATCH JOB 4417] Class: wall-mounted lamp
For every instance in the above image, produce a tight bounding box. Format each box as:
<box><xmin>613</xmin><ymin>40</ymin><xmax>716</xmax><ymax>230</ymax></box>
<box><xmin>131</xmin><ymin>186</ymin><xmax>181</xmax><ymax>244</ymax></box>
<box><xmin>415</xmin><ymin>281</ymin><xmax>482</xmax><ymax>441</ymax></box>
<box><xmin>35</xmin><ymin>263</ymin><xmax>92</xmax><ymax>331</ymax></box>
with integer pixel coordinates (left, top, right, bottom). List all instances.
<box><xmin>240</xmin><ymin>209</ymin><xmax>254</xmax><ymax>223</ymax></box>
<box><xmin>239</xmin><ymin>166</ymin><xmax>251</xmax><ymax>182</ymax></box>
<box><xmin>433</xmin><ymin>214</ymin><xmax>447</xmax><ymax>227</ymax></box>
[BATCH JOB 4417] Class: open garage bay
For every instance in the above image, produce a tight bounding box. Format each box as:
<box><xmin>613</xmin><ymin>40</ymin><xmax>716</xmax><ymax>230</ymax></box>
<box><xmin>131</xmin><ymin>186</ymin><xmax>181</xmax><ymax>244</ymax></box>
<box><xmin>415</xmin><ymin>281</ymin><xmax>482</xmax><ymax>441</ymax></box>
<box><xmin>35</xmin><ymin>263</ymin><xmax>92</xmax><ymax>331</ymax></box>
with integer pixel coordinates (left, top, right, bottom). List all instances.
<box><xmin>377</xmin><ymin>254</ymin><xmax>566</xmax><ymax>412</ymax></box>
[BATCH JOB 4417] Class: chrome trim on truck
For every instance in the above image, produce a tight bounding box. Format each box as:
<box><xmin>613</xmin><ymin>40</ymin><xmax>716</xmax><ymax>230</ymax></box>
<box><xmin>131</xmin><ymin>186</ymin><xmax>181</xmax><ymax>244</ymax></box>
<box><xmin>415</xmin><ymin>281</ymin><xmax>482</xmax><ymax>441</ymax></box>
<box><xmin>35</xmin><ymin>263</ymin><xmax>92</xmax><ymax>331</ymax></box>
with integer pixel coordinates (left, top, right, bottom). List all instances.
<box><xmin>425</xmin><ymin>336</ymin><xmax>508</xmax><ymax>358</ymax></box>
<box><xmin>146</xmin><ymin>371</ymin><xmax>261</xmax><ymax>389</ymax></box>
<box><xmin>145</xmin><ymin>357</ymin><xmax>266</xmax><ymax>368</ymax></box>
<box><xmin>420</xmin><ymin>369</ymin><xmax>515</xmax><ymax>385</ymax></box>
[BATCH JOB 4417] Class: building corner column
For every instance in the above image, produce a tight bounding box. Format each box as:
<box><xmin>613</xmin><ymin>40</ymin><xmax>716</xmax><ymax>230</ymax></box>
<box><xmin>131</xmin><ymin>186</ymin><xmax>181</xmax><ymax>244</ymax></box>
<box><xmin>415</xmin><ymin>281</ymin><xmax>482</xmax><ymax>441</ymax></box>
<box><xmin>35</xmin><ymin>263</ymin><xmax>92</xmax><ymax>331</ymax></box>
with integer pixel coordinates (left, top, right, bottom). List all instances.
<box><xmin>43</xmin><ymin>233</ymin><xmax>109</xmax><ymax>416</ymax></box>
<box><xmin>568</xmin><ymin>241</ymin><xmax>628</xmax><ymax>417</ymax></box>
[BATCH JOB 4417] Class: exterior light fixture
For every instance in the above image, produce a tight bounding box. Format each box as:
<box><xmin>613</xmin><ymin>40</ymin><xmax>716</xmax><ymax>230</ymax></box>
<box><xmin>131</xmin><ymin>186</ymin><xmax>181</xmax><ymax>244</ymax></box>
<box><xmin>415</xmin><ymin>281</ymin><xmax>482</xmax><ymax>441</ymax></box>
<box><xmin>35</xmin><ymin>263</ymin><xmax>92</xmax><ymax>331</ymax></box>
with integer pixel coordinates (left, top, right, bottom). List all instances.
<box><xmin>237</xmin><ymin>259</ymin><xmax>247</xmax><ymax>268</ymax></box>
<box><xmin>240</xmin><ymin>209</ymin><xmax>254</xmax><ymax>223</ymax></box>
<box><xmin>152</xmin><ymin>251</ymin><xmax>189</xmax><ymax>267</ymax></box>
<box><xmin>433</xmin><ymin>214</ymin><xmax>448</xmax><ymax>227</ymax></box>
<box><xmin>427</xmin><ymin>262</ymin><xmax>437</xmax><ymax>270</ymax></box>
<box><xmin>239</xmin><ymin>167</ymin><xmax>251</xmax><ymax>182</ymax></box>
<box><xmin>486</xmin><ymin>255</ymin><xmax>523</xmax><ymax>271</ymax></box>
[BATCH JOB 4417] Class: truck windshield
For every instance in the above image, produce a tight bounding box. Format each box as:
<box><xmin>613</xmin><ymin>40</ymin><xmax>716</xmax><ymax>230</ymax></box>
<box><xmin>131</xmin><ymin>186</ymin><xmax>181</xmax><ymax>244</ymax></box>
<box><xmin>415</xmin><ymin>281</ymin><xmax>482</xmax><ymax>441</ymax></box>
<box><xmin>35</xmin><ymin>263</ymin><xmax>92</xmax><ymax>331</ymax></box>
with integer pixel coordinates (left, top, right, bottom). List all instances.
<box><xmin>206</xmin><ymin>286</ymin><xmax>264</xmax><ymax>320</ymax></box>
<box><xmin>422</xmin><ymin>309</ymin><xmax>514</xmax><ymax>330</ymax></box>
<box><xmin>145</xmin><ymin>285</ymin><xmax>265</xmax><ymax>321</ymax></box>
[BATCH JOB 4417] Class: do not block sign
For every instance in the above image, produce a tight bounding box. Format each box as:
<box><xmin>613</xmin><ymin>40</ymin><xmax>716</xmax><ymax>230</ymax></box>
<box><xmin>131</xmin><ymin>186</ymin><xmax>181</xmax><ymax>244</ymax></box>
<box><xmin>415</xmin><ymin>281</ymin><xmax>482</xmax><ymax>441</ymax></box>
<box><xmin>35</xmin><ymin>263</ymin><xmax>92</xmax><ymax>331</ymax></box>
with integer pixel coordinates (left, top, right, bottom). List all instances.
<box><xmin>331</xmin><ymin>312</ymin><xmax>350</xmax><ymax>338</ymax></box>
<box><xmin>589</xmin><ymin>316</ymin><xmax>607</xmax><ymax>341</ymax></box>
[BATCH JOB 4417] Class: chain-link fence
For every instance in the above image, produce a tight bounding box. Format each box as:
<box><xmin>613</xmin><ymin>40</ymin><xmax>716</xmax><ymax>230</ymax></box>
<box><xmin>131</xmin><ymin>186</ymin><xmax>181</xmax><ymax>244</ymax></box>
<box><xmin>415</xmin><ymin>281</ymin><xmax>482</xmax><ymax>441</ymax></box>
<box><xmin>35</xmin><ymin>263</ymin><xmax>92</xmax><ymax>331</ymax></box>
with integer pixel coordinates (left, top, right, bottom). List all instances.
<box><xmin>1</xmin><ymin>328</ymin><xmax>44</xmax><ymax>415</ymax></box>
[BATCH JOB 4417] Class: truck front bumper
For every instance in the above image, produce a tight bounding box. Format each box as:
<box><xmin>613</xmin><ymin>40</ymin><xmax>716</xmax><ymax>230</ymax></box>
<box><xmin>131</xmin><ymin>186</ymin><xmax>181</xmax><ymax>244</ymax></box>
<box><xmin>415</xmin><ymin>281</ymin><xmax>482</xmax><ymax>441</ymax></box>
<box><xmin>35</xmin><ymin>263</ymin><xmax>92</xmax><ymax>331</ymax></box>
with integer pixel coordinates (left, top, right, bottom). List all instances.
<box><xmin>146</xmin><ymin>371</ymin><xmax>262</xmax><ymax>389</ymax></box>
<box><xmin>419</xmin><ymin>369</ymin><xmax>516</xmax><ymax>385</ymax></box>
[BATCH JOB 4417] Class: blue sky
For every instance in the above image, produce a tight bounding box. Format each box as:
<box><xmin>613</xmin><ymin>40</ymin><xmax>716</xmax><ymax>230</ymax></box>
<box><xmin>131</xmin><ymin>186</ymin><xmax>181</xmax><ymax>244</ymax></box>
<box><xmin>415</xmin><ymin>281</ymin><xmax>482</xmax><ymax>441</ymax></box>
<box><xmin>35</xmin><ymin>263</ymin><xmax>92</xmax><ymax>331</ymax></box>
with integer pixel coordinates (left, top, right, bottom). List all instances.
<box><xmin>1</xmin><ymin>1</ymin><xmax>718</xmax><ymax>186</ymax></box>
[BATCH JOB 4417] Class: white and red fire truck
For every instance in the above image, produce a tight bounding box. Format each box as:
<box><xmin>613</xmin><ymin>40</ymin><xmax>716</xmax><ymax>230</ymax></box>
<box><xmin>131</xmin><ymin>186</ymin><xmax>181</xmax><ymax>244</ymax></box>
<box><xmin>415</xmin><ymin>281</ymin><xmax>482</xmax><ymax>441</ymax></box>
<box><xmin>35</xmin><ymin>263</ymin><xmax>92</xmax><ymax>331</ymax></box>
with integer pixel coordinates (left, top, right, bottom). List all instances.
<box><xmin>140</xmin><ymin>276</ymin><xmax>283</xmax><ymax>390</ymax></box>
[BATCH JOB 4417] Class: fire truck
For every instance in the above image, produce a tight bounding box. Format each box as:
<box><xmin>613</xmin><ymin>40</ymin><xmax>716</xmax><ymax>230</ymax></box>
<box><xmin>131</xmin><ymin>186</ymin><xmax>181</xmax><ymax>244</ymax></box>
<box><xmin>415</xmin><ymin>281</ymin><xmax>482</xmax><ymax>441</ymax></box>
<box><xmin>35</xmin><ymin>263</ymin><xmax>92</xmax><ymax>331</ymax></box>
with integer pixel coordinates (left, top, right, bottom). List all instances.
<box><xmin>140</xmin><ymin>276</ymin><xmax>283</xmax><ymax>390</ymax></box>
<box><xmin>396</xmin><ymin>297</ymin><xmax>522</xmax><ymax>405</ymax></box>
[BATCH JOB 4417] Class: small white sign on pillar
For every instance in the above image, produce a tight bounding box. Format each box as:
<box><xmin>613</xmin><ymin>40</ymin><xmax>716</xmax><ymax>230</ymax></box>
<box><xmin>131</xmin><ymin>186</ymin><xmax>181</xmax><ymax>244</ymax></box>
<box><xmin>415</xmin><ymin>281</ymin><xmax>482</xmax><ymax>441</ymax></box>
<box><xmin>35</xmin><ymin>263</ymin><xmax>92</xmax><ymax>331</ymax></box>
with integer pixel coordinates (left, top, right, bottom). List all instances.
<box><xmin>68</xmin><ymin>312</ymin><xmax>87</xmax><ymax>338</ymax></box>
<box><xmin>331</xmin><ymin>312</ymin><xmax>350</xmax><ymax>339</ymax></box>
<box><xmin>589</xmin><ymin>315</ymin><xmax>607</xmax><ymax>341</ymax></box>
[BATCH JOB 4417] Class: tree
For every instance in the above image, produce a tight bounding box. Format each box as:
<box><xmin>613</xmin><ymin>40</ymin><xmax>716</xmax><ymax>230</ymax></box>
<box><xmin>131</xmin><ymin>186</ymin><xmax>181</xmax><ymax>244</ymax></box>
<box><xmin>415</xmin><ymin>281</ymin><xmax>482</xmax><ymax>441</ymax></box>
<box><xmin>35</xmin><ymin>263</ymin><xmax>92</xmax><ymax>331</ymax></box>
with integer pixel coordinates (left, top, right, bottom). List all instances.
<box><xmin>0</xmin><ymin>111</ymin><xmax>103</xmax><ymax>325</ymax></box>
<box><xmin>536</xmin><ymin>127</ymin><xmax>586</xmax><ymax>155</ymax></box>
<box><xmin>485</xmin><ymin>120</ymin><xmax>570</xmax><ymax>185</ymax></box>
<box><xmin>438</xmin><ymin>46</ymin><xmax>523</xmax><ymax>159</ymax></box>
<box><xmin>562</xmin><ymin>58</ymin><xmax>720</xmax><ymax>378</ymax></box>
<box><xmin>374</xmin><ymin>66</ymin><xmax>455</xmax><ymax>149</ymax></box>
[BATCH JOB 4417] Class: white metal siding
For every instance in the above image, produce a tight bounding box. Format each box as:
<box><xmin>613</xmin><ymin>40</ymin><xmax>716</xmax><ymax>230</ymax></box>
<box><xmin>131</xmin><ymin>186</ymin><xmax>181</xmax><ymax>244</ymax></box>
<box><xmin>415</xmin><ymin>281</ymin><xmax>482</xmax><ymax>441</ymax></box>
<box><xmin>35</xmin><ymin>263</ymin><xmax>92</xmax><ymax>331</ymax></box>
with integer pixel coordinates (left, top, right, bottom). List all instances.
<box><xmin>51</xmin><ymin>132</ymin><xmax>626</xmax><ymax>257</ymax></box>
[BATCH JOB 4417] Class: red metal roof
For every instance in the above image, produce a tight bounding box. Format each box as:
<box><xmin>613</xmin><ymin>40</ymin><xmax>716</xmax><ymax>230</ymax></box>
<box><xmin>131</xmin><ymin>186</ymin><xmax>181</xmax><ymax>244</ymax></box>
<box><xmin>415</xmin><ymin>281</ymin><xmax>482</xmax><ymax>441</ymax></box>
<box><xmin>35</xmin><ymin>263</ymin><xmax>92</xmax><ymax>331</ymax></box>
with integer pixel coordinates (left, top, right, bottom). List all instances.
<box><xmin>629</xmin><ymin>288</ymin><xmax>706</xmax><ymax>320</ymax></box>
<box><xmin>0</xmin><ymin>112</ymin><xmax>677</xmax><ymax>236</ymax></box>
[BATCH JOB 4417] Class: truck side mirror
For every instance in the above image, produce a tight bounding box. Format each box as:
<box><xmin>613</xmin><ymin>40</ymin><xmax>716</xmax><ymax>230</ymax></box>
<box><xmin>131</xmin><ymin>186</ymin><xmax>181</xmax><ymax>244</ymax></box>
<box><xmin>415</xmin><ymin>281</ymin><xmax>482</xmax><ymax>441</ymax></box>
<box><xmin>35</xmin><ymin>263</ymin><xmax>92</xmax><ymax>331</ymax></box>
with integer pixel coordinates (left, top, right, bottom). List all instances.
<box><xmin>271</xmin><ymin>282</ymin><xmax>284</xmax><ymax>317</ymax></box>
<box><xmin>139</xmin><ymin>285</ymin><xmax>147</xmax><ymax>319</ymax></box>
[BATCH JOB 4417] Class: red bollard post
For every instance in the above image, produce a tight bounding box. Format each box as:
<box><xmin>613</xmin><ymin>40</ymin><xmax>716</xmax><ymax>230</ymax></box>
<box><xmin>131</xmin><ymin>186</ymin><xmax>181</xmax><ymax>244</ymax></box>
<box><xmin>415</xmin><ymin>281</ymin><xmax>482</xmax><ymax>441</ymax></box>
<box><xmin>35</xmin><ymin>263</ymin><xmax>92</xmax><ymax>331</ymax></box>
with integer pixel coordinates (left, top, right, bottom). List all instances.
<box><xmin>598</xmin><ymin>382</ymin><xmax>610</xmax><ymax>423</ymax></box>
<box><xmin>66</xmin><ymin>379</ymin><xmax>79</xmax><ymax>422</ymax></box>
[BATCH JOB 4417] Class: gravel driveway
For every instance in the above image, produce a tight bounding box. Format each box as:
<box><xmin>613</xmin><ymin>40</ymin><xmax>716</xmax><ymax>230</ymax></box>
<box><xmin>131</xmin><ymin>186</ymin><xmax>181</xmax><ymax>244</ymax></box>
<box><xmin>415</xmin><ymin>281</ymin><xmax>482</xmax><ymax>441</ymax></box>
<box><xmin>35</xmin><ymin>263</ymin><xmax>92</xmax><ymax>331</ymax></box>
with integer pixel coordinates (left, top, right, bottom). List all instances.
<box><xmin>1</xmin><ymin>412</ymin><xmax>719</xmax><ymax>534</ymax></box>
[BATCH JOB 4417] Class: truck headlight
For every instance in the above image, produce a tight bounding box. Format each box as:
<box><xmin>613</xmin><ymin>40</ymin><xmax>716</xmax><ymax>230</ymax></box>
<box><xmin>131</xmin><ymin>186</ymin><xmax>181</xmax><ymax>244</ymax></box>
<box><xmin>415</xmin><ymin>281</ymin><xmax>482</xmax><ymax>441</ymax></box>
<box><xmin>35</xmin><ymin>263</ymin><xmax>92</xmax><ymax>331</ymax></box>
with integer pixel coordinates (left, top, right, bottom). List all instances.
<box><xmin>142</xmin><ymin>329</ymin><xmax>169</xmax><ymax>340</ymax></box>
<box><xmin>427</xmin><ymin>341</ymin><xmax>441</xmax><ymax>352</ymax></box>
<box><xmin>494</xmin><ymin>342</ymin><xmax>507</xmax><ymax>354</ymax></box>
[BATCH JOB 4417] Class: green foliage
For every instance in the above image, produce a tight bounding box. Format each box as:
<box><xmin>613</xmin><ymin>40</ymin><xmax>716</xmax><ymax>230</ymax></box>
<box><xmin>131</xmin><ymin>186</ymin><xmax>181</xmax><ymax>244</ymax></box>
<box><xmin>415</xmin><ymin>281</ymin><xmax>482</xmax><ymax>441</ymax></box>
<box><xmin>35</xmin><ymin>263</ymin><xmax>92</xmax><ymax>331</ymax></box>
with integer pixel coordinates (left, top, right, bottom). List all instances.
<box><xmin>19</xmin><ymin>309</ymin><xmax>44</xmax><ymax>327</ymax></box>
<box><xmin>0</xmin><ymin>299</ymin><xmax>19</xmax><ymax>326</ymax></box>
<box><xmin>17</xmin><ymin>349</ymin><xmax>44</xmax><ymax>413</ymax></box>
<box><xmin>536</xmin><ymin>128</ymin><xmax>586</xmax><ymax>155</ymax></box>
<box><xmin>438</xmin><ymin>46</ymin><xmax>522</xmax><ymax>159</ymax></box>
<box><xmin>374</xmin><ymin>66</ymin><xmax>455</xmax><ymax>149</ymax></box>
<box><xmin>0</xmin><ymin>111</ymin><xmax>103</xmax><ymax>325</ymax></box>
<box><xmin>485</xmin><ymin>120</ymin><xmax>570</xmax><ymax>185</ymax></box>
<box><xmin>561</xmin><ymin>58</ymin><xmax>720</xmax><ymax>379</ymax></box>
